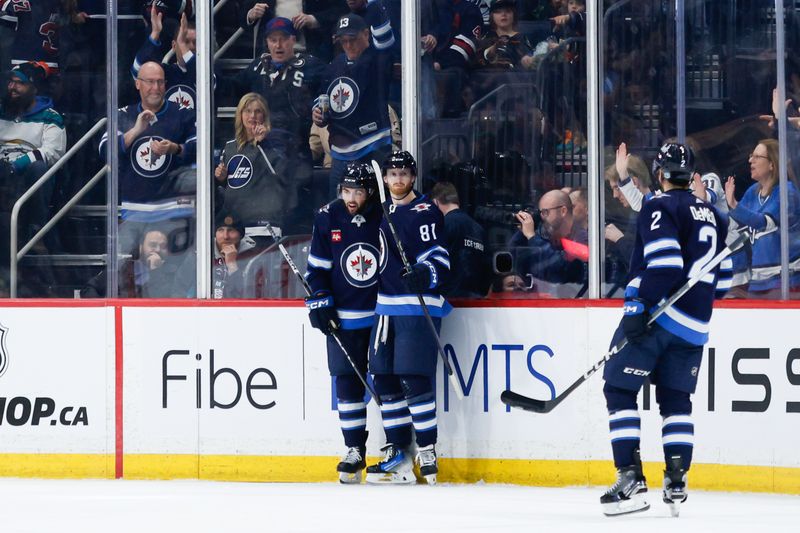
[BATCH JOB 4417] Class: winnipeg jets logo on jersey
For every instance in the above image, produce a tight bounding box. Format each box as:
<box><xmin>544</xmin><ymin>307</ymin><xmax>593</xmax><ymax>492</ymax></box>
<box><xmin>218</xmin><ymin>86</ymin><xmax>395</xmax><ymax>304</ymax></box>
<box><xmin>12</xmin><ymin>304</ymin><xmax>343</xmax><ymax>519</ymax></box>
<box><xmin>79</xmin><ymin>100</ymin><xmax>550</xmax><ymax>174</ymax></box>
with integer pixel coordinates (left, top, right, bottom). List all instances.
<box><xmin>341</xmin><ymin>243</ymin><xmax>379</xmax><ymax>288</ymax></box>
<box><xmin>411</xmin><ymin>203</ymin><xmax>432</xmax><ymax>213</ymax></box>
<box><xmin>167</xmin><ymin>85</ymin><xmax>195</xmax><ymax>110</ymax></box>
<box><xmin>131</xmin><ymin>136</ymin><xmax>171</xmax><ymax>178</ymax></box>
<box><xmin>226</xmin><ymin>154</ymin><xmax>254</xmax><ymax>189</ymax></box>
<box><xmin>351</xmin><ymin>214</ymin><xmax>366</xmax><ymax>227</ymax></box>
<box><xmin>328</xmin><ymin>77</ymin><xmax>360</xmax><ymax>118</ymax></box>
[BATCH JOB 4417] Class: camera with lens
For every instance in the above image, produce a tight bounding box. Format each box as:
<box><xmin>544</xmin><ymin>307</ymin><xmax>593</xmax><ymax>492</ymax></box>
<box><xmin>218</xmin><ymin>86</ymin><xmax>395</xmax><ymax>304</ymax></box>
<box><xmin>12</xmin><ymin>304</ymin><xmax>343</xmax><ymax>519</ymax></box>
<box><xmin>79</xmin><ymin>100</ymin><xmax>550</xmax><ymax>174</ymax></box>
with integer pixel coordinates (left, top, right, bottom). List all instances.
<box><xmin>504</xmin><ymin>205</ymin><xmax>541</xmax><ymax>227</ymax></box>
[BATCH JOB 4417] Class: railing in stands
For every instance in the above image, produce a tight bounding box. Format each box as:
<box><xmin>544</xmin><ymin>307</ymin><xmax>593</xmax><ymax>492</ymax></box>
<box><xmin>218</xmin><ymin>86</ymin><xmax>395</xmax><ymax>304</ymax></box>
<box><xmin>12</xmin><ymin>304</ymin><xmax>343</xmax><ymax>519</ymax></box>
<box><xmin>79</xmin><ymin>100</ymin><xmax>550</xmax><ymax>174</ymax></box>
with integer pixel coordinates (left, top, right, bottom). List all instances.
<box><xmin>10</xmin><ymin>118</ymin><xmax>109</xmax><ymax>297</ymax></box>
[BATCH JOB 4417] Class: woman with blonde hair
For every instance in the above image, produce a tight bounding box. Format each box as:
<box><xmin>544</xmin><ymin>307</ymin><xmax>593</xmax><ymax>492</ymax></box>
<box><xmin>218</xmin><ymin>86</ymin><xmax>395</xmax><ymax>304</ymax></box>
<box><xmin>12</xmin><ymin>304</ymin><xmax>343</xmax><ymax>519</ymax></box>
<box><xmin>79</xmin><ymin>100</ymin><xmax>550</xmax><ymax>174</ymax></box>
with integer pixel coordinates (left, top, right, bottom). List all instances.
<box><xmin>724</xmin><ymin>138</ymin><xmax>800</xmax><ymax>297</ymax></box>
<box><xmin>214</xmin><ymin>92</ymin><xmax>296</xmax><ymax>233</ymax></box>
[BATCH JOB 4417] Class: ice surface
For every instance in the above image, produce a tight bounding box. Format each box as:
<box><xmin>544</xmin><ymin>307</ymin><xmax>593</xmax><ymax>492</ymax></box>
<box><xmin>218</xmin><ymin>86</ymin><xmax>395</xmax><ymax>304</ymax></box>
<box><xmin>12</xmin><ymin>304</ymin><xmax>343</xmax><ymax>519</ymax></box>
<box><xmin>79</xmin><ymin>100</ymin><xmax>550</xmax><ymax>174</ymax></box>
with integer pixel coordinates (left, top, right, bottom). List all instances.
<box><xmin>1</xmin><ymin>479</ymin><xmax>797</xmax><ymax>533</ymax></box>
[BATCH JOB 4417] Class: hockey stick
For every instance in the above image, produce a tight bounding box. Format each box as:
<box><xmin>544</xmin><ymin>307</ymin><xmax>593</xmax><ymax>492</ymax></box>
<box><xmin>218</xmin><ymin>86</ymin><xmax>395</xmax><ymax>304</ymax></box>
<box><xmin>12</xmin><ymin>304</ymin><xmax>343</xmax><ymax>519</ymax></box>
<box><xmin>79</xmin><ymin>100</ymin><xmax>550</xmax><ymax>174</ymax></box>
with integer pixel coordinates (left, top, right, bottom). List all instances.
<box><xmin>370</xmin><ymin>160</ymin><xmax>464</xmax><ymax>401</ymax></box>
<box><xmin>502</xmin><ymin>230</ymin><xmax>749</xmax><ymax>414</ymax></box>
<box><xmin>264</xmin><ymin>222</ymin><xmax>381</xmax><ymax>406</ymax></box>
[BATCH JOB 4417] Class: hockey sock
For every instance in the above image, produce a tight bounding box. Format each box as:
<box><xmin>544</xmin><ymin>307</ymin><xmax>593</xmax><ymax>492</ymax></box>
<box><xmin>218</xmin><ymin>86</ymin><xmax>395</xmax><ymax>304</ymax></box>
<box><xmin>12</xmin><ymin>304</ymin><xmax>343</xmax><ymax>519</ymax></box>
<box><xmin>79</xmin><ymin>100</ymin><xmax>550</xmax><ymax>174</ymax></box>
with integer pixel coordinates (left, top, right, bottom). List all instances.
<box><xmin>336</xmin><ymin>374</ymin><xmax>368</xmax><ymax>448</ymax></box>
<box><xmin>400</xmin><ymin>375</ymin><xmax>437</xmax><ymax>448</ymax></box>
<box><xmin>657</xmin><ymin>387</ymin><xmax>693</xmax><ymax>470</ymax></box>
<box><xmin>374</xmin><ymin>374</ymin><xmax>413</xmax><ymax>447</ymax></box>
<box><xmin>604</xmin><ymin>383</ymin><xmax>641</xmax><ymax>468</ymax></box>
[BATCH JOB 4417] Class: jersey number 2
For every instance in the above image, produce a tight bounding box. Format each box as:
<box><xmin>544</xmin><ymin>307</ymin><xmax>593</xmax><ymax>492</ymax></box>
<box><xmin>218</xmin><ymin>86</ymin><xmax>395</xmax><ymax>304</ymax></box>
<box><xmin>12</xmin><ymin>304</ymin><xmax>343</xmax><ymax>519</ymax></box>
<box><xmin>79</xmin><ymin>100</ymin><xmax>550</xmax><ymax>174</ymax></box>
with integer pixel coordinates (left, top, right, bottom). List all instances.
<box><xmin>688</xmin><ymin>226</ymin><xmax>717</xmax><ymax>284</ymax></box>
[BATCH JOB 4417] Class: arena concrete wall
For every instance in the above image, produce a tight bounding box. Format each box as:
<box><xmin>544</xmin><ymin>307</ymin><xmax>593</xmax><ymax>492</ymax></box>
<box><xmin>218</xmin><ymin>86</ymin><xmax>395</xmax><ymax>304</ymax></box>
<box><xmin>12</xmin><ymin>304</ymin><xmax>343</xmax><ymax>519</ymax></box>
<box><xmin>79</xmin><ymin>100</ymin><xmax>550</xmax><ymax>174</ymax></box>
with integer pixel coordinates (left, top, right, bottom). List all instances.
<box><xmin>0</xmin><ymin>300</ymin><xmax>797</xmax><ymax>493</ymax></box>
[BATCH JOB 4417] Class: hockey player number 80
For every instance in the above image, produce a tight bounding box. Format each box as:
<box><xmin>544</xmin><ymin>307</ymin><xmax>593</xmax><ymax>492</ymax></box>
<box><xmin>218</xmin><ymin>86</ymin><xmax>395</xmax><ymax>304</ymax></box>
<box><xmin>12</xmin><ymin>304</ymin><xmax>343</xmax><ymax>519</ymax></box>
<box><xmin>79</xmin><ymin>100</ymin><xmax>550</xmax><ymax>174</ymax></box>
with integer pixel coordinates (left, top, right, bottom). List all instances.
<box><xmin>420</xmin><ymin>223</ymin><xmax>437</xmax><ymax>242</ymax></box>
<box><xmin>687</xmin><ymin>225</ymin><xmax>718</xmax><ymax>285</ymax></box>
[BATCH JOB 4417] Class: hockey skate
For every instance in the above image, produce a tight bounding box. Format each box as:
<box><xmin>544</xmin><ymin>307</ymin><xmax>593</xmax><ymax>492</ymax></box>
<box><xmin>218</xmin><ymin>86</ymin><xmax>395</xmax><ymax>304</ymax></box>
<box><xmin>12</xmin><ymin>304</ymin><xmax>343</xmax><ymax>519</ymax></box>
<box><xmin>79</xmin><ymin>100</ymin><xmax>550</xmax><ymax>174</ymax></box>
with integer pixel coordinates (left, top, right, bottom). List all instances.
<box><xmin>365</xmin><ymin>444</ymin><xmax>415</xmax><ymax>484</ymax></box>
<box><xmin>337</xmin><ymin>446</ymin><xmax>366</xmax><ymax>484</ymax></box>
<box><xmin>415</xmin><ymin>444</ymin><xmax>438</xmax><ymax>485</ymax></box>
<box><xmin>600</xmin><ymin>454</ymin><xmax>649</xmax><ymax>516</ymax></box>
<box><xmin>662</xmin><ymin>458</ymin><xmax>688</xmax><ymax>517</ymax></box>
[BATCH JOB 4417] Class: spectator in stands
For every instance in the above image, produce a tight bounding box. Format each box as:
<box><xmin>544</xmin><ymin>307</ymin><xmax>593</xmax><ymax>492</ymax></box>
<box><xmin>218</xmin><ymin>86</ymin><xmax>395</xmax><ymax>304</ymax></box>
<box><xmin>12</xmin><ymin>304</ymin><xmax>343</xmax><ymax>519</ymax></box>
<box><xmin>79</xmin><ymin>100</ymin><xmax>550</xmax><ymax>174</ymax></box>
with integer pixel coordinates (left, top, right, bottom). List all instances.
<box><xmin>508</xmin><ymin>188</ymin><xmax>587</xmax><ymax>288</ymax></box>
<box><xmin>132</xmin><ymin>10</ymin><xmax>198</xmax><ymax>110</ymax></box>
<box><xmin>82</xmin><ymin>225</ymin><xmax>188</xmax><ymax>298</ymax></box>
<box><xmin>99</xmin><ymin>60</ymin><xmax>196</xmax><ymax>260</ymax></box>
<box><xmin>609</xmin><ymin>144</ymin><xmax>652</xmax><ymax>212</ymax></box>
<box><xmin>490</xmin><ymin>272</ymin><xmax>531</xmax><ymax>294</ymax></box>
<box><xmin>0</xmin><ymin>0</ymin><xmax>60</xmax><ymax>72</ymax></box>
<box><xmin>243</xmin><ymin>1</ymin><xmax>348</xmax><ymax>62</ymax></box>
<box><xmin>531</xmin><ymin>0</ymin><xmax>584</xmax><ymax>67</ymax></box>
<box><xmin>213</xmin><ymin>212</ymin><xmax>256</xmax><ymax>299</ymax></box>
<box><xmin>477</xmin><ymin>0</ymin><xmax>535</xmax><ymax>70</ymax></box>
<box><xmin>0</xmin><ymin>62</ymin><xmax>66</xmax><ymax>245</ymax></box>
<box><xmin>724</xmin><ymin>139</ymin><xmax>800</xmax><ymax>298</ymax></box>
<box><xmin>430</xmin><ymin>181</ymin><xmax>491</xmax><ymax>297</ymax></box>
<box><xmin>229</xmin><ymin>16</ymin><xmax>324</xmax><ymax>160</ymax></box>
<box><xmin>100</xmin><ymin>61</ymin><xmax>196</xmax><ymax>205</ymax></box>
<box><xmin>431</xmin><ymin>0</ymin><xmax>484</xmax><ymax>117</ymax></box>
<box><xmin>312</xmin><ymin>13</ymin><xmax>395</xmax><ymax>196</ymax></box>
<box><xmin>569</xmin><ymin>186</ymin><xmax>587</xmax><ymax>233</ymax></box>
<box><xmin>214</xmin><ymin>92</ymin><xmax>296</xmax><ymax>232</ymax></box>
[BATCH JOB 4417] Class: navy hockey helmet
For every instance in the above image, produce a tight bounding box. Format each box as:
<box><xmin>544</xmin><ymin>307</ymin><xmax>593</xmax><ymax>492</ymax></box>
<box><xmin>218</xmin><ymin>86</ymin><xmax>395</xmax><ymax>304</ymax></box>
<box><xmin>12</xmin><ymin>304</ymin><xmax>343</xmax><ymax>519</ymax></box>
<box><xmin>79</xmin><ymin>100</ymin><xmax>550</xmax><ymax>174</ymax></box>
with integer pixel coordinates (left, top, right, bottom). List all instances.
<box><xmin>383</xmin><ymin>150</ymin><xmax>417</xmax><ymax>176</ymax></box>
<box><xmin>652</xmin><ymin>142</ymin><xmax>695</xmax><ymax>184</ymax></box>
<box><xmin>339</xmin><ymin>162</ymin><xmax>377</xmax><ymax>193</ymax></box>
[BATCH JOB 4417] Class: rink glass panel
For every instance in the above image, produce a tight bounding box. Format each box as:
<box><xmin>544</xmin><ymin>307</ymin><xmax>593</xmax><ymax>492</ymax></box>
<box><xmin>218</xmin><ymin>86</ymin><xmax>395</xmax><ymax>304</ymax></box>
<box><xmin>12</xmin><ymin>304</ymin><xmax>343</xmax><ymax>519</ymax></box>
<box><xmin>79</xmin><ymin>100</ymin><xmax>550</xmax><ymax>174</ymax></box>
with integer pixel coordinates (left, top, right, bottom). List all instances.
<box><xmin>10</xmin><ymin>2</ymin><xmax>800</xmax><ymax>300</ymax></box>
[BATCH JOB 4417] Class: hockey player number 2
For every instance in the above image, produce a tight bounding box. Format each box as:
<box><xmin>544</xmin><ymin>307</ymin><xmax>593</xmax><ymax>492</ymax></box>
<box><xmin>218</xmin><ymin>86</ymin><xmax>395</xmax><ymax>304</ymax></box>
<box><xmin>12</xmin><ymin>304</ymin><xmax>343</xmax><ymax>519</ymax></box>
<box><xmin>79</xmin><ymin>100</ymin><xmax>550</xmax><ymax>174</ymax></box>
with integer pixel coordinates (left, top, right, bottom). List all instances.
<box><xmin>650</xmin><ymin>210</ymin><xmax>662</xmax><ymax>230</ymax></box>
<box><xmin>420</xmin><ymin>223</ymin><xmax>437</xmax><ymax>242</ymax></box>
<box><xmin>688</xmin><ymin>226</ymin><xmax>718</xmax><ymax>284</ymax></box>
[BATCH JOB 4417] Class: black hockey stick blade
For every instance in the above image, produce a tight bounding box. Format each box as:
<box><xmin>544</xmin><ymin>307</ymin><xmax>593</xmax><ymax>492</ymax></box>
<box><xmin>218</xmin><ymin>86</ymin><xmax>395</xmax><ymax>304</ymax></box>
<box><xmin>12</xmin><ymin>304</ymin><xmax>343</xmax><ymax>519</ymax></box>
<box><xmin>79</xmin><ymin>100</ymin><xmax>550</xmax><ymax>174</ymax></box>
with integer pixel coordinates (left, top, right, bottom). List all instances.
<box><xmin>501</xmin><ymin>390</ymin><xmax>554</xmax><ymax>413</ymax></box>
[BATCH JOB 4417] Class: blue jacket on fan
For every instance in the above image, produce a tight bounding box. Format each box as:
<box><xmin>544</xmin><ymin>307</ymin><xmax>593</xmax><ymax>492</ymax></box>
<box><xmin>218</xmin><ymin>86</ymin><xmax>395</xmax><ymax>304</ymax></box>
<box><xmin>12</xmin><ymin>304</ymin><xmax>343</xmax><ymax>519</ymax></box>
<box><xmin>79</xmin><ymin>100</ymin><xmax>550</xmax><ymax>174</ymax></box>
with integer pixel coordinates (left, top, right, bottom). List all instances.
<box><xmin>728</xmin><ymin>181</ymin><xmax>800</xmax><ymax>291</ymax></box>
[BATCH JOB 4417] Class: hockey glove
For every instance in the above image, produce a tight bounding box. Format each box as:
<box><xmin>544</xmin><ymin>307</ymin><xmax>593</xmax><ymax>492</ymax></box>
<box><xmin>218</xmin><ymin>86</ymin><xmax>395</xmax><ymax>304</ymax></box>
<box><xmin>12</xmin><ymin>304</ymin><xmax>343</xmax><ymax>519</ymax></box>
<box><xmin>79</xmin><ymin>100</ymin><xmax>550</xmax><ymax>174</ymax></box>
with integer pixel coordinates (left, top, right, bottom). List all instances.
<box><xmin>402</xmin><ymin>261</ymin><xmax>437</xmax><ymax>293</ymax></box>
<box><xmin>621</xmin><ymin>298</ymin><xmax>650</xmax><ymax>343</ymax></box>
<box><xmin>305</xmin><ymin>291</ymin><xmax>340</xmax><ymax>335</ymax></box>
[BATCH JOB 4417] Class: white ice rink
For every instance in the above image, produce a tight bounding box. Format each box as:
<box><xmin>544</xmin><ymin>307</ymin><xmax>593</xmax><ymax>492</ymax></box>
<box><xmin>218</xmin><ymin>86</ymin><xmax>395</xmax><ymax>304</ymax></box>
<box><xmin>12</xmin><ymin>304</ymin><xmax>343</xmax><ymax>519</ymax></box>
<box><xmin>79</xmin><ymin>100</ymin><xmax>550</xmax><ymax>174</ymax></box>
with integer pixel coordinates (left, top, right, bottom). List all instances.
<box><xmin>2</xmin><ymin>479</ymin><xmax>798</xmax><ymax>533</ymax></box>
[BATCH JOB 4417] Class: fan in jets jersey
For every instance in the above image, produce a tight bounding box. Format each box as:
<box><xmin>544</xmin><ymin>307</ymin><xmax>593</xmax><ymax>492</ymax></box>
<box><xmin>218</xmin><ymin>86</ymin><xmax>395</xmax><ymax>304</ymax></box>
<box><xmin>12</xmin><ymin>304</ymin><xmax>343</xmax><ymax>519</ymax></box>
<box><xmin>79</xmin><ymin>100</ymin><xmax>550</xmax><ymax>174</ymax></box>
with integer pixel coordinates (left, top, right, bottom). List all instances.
<box><xmin>599</xmin><ymin>142</ymin><xmax>732</xmax><ymax>518</ymax></box>
<box><xmin>304</xmin><ymin>162</ymin><xmax>381</xmax><ymax>484</ymax></box>
<box><xmin>314</xmin><ymin>13</ymin><xmax>394</xmax><ymax>167</ymax></box>
<box><xmin>99</xmin><ymin>62</ymin><xmax>196</xmax><ymax>209</ymax></box>
<box><xmin>365</xmin><ymin>151</ymin><xmax>451</xmax><ymax>487</ymax></box>
<box><xmin>724</xmin><ymin>138</ymin><xmax>800</xmax><ymax>293</ymax></box>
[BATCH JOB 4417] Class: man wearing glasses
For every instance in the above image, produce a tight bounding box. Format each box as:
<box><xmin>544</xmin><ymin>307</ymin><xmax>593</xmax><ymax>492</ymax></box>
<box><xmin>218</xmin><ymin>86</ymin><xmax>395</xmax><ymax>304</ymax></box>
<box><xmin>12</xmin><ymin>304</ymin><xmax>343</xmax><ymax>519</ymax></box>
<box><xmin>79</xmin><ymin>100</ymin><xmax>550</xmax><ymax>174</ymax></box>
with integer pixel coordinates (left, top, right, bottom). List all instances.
<box><xmin>508</xmin><ymin>188</ymin><xmax>588</xmax><ymax>289</ymax></box>
<box><xmin>100</xmin><ymin>61</ymin><xmax>196</xmax><ymax>206</ymax></box>
<box><xmin>99</xmin><ymin>61</ymin><xmax>196</xmax><ymax>264</ymax></box>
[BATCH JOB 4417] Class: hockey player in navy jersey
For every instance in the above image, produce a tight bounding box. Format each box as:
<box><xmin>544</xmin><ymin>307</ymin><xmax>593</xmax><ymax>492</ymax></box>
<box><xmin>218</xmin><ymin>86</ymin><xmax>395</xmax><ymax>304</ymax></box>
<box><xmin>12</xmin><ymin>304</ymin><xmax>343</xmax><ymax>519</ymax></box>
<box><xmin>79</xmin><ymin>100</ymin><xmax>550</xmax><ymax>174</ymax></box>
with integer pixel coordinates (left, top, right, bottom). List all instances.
<box><xmin>305</xmin><ymin>162</ymin><xmax>382</xmax><ymax>484</ymax></box>
<box><xmin>365</xmin><ymin>151</ymin><xmax>452</xmax><ymax>485</ymax></box>
<box><xmin>599</xmin><ymin>143</ymin><xmax>733</xmax><ymax>517</ymax></box>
